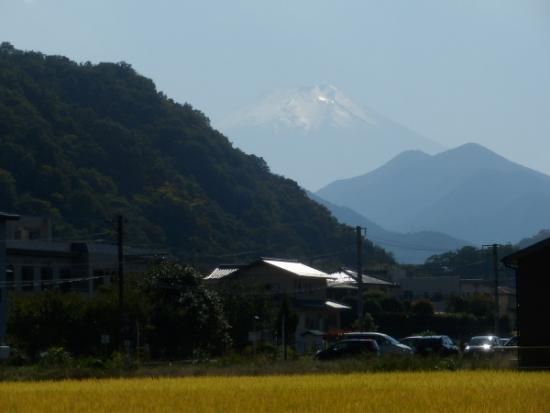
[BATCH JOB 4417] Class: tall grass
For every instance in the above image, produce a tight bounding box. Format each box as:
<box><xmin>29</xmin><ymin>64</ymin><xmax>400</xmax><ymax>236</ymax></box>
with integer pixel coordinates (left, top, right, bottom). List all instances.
<box><xmin>0</xmin><ymin>371</ymin><xmax>548</xmax><ymax>412</ymax></box>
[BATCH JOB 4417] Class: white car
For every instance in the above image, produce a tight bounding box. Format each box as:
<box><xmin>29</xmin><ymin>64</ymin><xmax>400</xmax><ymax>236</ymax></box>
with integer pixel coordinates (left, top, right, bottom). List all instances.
<box><xmin>343</xmin><ymin>332</ymin><xmax>413</xmax><ymax>355</ymax></box>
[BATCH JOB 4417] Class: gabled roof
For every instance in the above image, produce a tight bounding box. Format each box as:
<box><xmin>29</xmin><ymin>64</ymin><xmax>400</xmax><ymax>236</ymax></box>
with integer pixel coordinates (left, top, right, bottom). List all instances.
<box><xmin>262</xmin><ymin>258</ymin><xmax>332</xmax><ymax>279</ymax></box>
<box><xmin>204</xmin><ymin>258</ymin><xmax>332</xmax><ymax>281</ymax></box>
<box><xmin>0</xmin><ymin>212</ymin><xmax>20</xmax><ymax>221</ymax></box>
<box><xmin>204</xmin><ymin>264</ymin><xmax>245</xmax><ymax>280</ymax></box>
<box><xmin>328</xmin><ymin>268</ymin><xmax>394</xmax><ymax>288</ymax></box>
<box><xmin>502</xmin><ymin>237</ymin><xmax>550</xmax><ymax>267</ymax></box>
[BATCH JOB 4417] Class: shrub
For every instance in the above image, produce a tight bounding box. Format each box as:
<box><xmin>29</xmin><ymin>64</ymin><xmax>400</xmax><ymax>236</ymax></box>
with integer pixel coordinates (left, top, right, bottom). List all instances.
<box><xmin>39</xmin><ymin>347</ymin><xmax>73</xmax><ymax>367</ymax></box>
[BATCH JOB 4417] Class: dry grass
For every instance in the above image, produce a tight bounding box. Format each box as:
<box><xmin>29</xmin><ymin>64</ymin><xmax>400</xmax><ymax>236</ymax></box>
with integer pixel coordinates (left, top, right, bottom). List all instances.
<box><xmin>0</xmin><ymin>371</ymin><xmax>548</xmax><ymax>412</ymax></box>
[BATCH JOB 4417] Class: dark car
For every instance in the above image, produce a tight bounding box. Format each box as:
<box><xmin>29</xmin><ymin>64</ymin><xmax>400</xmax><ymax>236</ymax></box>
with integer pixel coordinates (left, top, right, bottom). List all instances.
<box><xmin>342</xmin><ymin>332</ymin><xmax>413</xmax><ymax>355</ymax></box>
<box><xmin>494</xmin><ymin>335</ymin><xmax>519</xmax><ymax>363</ymax></box>
<box><xmin>464</xmin><ymin>335</ymin><xmax>500</xmax><ymax>356</ymax></box>
<box><xmin>399</xmin><ymin>335</ymin><xmax>459</xmax><ymax>357</ymax></box>
<box><xmin>504</xmin><ymin>336</ymin><xmax>518</xmax><ymax>346</ymax></box>
<box><xmin>314</xmin><ymin>339</ymin><xmax>379</xmax><ymax>360</ymax></box>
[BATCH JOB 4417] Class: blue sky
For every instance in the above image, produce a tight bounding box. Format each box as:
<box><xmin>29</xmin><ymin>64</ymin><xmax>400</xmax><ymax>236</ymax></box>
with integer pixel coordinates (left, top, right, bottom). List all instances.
<box><xmin>1</xmin><ymin>0</ymin><xmax>549</xmax><ymax>175</ymax></box>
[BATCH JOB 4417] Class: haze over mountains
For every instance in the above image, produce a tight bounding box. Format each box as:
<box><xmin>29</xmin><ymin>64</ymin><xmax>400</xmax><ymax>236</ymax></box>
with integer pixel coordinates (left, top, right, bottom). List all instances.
<box><xmin>317</xmin><ymin>143</ymin><xmax>550</xmax><ymax>245</ymax></box>
<box><xmin>309</xmin><ymin>192</ymin><xmax>470</xmax><ymax>264</ymax></box>
<box><xmin>218</xmin><ymin>85</ymin><xmax>444</xmax><ymax>191</ymax></box>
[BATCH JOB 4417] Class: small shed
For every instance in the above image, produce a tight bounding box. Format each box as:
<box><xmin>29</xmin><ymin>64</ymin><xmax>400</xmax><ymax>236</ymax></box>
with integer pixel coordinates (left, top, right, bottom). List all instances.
<box><xmin>502</xmin><ymin>238</ymin><xmax>550</xmax><ymax>369</ymax></box>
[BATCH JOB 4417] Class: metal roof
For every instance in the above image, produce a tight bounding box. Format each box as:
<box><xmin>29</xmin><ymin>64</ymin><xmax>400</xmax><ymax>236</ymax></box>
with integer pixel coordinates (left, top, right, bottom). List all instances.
<box><xmin>325</xmin><ymin>300</ymin><xmax>351</xmax><ymax>310</ymax></box>
<box><xmin>204</xmin><ymin>264</ymin><xmax>244</xmax><ymax>280</ymax></box>
<box><xmin>328</xmin><ymin>268</ymin><xmax>394</xmax><ymax>287</ymax></box>
<box><xmin>262</xmin><ymin>259</ymin><xmax>332</xmax><ymax>279</ymax></box>
<box><xmin>0</xmin><ymin>212</ymin><xmax>20</xmax><ymax>221</ymax></box>
<box><xmin>203</xmin><ymin>258</ymin><xmax>332</xmax><ymax>281</ymax></box>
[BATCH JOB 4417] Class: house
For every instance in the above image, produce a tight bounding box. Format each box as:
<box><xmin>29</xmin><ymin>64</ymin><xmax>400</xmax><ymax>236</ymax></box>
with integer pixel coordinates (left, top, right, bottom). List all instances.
<box><xmin>460</xmin><ymin>278</ymin><xmax>516</xmax><ymax>325</ymax></box>
<box><xmin>327</xmin><ymin>267</ymin><xmax>396</xmax><ymax>304</ymax></box>
<box><xmin>502</xmin><ymin>238</ymin><xmax>550</xmax><ymax>369</ymax></box>
<box><xmin>2</xmin><ymin>214</ymin><xmax>159</xmax><ymax>295</ymax></box>
<box><xmin>1</xmin><ymin>212</ymin><xmax>20</xmax><ymax>346</ymax></box>
<box><xmin>204</xmin><ymin>258</ymin><xmax>350</xmax><ymax>353</ymax></box>
<box><xmin>397</xmin><ymin>276</ymin><xmax>461</xmax><ymax>312</ymax></box>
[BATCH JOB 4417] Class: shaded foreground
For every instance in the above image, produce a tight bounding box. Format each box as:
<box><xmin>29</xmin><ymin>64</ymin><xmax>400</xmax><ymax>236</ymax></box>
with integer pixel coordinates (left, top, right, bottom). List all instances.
<box><xmin>0</xmin><ymin>371</ymin><xmax>548</xmax><ymax>412</ymax></box>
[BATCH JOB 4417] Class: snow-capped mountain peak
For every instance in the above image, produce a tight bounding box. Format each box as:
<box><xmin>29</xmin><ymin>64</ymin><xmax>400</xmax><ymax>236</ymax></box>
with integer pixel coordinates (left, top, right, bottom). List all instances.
<box><xmin>219</xmin><ymin>85</ymin><xmax>376</xmax><ymax>133</ymax></box>
<box><xmin>216</xmin><ymin>84</ymin><xmax>444</xmax><ymax>190</ymax></box>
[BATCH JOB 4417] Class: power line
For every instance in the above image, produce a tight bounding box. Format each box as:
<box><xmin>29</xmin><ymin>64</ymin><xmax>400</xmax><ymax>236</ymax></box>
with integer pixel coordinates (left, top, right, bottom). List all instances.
<box><xmin>368</xmin><ymin>236</ymin><xmax>459</xmax><ymax>253</ymax></box>
<box><xmin>0</xmin><ymin>275</ymin><xmax>106</xmax><ymax>288</ymax></box>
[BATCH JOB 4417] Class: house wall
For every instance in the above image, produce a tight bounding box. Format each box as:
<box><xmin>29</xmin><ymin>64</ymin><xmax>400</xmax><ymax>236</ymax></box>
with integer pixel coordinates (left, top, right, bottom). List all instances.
<box><xmin>5</xmin><ymin>241</ymin><xmax>151</xmax><ymax>295</ymax></box>
<box><xmin>6</xmin><ymin>216</ymin><xmax>51</xmax><ymax>241</ymax></box>
<box><xmin>0</xmin><ymin>219</ymin><xmax>8</xmax><ymax>341</ymax></box>
<box><xmin>215</xmin><ymin>263</ymin><xmax>345</xmax><ymax>353</ymax></box>
<box><xmin>235</xmin><ymin>266</ymin><xmax>327</xmax><ymax>301</ymax></box>
<box><xmin>398</xmin><ymin>276</ymin><xmax>461</xmax><ymax>311</ymax></box>
<box><xmin>516</xmin><ymin>248</ymin><xmax>550</xmax><ymax>369</ymax></box>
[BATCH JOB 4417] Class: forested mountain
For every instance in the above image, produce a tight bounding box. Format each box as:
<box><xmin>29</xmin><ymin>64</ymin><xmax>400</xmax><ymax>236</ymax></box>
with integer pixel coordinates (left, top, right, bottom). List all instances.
<box><xmin>318</xmin><ymin>144</ymin><xmax>550</xmax><ymax>245</ymax></box>
<box><xmin>0</xmin><ymin>43</ymin><xmax>393</xmax><ymax>267</ymax></box>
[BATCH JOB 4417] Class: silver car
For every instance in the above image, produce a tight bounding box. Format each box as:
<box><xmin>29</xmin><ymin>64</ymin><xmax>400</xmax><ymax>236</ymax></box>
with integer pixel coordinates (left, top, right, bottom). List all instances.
<box><xmin>464</xmin><ymin>335</ymin><xmax>500</xmax><ymax>356</ymax></box>
<box><xmin>343</xmin><ymin>332</ymin><xmax>413</xmax><ymax>355</ymax></box>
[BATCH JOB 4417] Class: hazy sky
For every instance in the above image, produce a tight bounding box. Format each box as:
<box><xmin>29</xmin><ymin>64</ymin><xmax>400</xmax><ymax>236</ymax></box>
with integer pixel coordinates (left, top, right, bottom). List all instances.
<box><xmin>1</xmin><ymin>0</ymin><xmax>550</xmax><ymax>175</ymax></box>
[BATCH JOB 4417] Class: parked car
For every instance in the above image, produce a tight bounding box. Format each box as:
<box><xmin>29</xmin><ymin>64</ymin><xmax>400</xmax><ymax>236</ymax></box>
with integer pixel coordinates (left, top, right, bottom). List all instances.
<box><xmin>490</xmin><ymin>335</ymin><xmax>519</xmax><ymax>365</ymax></box>
<box><xmin>314</xmin><ymin>339</ymin><xmax>379</xmax><ymax>360</ymax></box>
<box><xmin>400</xmin><ymin>335</ymin><xmax>460</xmax><ymax>357</ymax></box>
<box><xmin>504</xmin><ymin>336</ymin><xmax>518</xmax><ymax>346</ymax></box>
<box><xmin>464</xmin><ymin>335</ymin><xmax>500</xmax><ymax>356</ymax></box>
<box><xmin>343</xmin><ymin>332</ymin><xmax>413</xmax><ymax>355</ymax></box>
<box><xmin>499</xmin><ymin>338</ymin><xmax>511</xmax><ymax>346</ymax></box>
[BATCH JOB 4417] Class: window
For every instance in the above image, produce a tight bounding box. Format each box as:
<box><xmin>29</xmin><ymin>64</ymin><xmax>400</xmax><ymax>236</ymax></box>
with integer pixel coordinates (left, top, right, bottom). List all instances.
<box><xmin>92</xmin><ymin>269</ymin><xmax>111</xmax><ymax>291</ymax></box>
<box><xmin>41</xmin><ymin>267</ymin><xmax>53</xmax><ymax>290</ymax></box>
<box><xmin>59</xmin><ymin>268</ymin><xmax>71</xmax><ymax>292</ymax></box>
<box><xmin>5</xmin><ymin>265</ymin><xmax>15</xmax><ymax>291</ymax></box>
<box><xmin>22</xmin><ymin>266</ymin><xmax>34</xmax><ymax>292</ymax></box>
<box><xmin>305</xmin><ymin>315</ymin><xmax>319</xmax><ymax>330</ymax></box>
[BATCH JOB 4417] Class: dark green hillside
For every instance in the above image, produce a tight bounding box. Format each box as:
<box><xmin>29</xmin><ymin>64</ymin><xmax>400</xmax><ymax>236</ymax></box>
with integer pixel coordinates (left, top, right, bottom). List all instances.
<box><xmin>0</xmin><ymin>43</ymin><xmax>392</xmax><ymax>266</ymax></box>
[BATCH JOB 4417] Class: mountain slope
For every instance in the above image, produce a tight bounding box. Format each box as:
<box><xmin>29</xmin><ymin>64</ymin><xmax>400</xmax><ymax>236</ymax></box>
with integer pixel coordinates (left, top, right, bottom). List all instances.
<box><xmin>317</xmin><ymin>143</ymin><xmax>550</xmax><ymax>244</ymax></box>
<box><xmin>309</xmin><ymin>192</ymin><xmax>470</xmax><ymax>264</ymax></box>
<box><xmin>217</xmin><ymin>85</ymin><xmax>444</xmax><ymax>190</ymax></box>
<box><xmin>0</xmin><ymin>43</ymin><xmax>394</xmax><ymax>266</ymax></box>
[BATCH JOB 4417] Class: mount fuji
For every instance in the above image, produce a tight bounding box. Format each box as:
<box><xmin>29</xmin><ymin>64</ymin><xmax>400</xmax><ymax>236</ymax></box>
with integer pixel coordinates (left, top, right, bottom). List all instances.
<box><xmin>217</xmin><ymin>85</ymin><xmax>444</xmax><ymax>190</ymax></box>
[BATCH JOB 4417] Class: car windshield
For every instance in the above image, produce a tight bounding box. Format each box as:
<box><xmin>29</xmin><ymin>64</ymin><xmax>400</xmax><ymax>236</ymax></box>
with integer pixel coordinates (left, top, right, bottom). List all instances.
<box><xmin>386</xmin><ymin>335</ymin><xmax>400</xmax><ymax>345</ymax></box>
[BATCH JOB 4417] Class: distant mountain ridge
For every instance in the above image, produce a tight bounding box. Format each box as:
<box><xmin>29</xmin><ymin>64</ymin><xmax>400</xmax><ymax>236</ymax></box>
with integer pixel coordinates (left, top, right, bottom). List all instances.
<box><xmin>317</xmin><ymin>143</ymin><xmax>550</xmax><ymax>245</ymax></box>
<box><xmin>309</xmin><ymin>192</ymin><xmax>470</xmax><ymax>264</ymax></box>
<box><xmin>218</xmin><ymin>85</ymin><xmax>444</xmax><ymax>190</ymax></box>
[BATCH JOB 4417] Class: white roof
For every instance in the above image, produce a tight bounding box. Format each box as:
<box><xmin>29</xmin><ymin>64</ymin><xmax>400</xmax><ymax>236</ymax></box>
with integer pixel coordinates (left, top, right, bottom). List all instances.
<box><xmin>328</xmin><ymin>268</ymin><xmax>393</xmax><ymax>287</ymax></box>
<box><xmin>204</xmin><ymin>265</ymin><xmax>243</xmax><ymax>280</ymax></box>
<box><xmin>263</xmin><ymin>259</ymin><xmax>333</xmax><ymax>279</ymax></box>
<box><xmin>204</xmin><ymin>259</ymin><xmax>333</xmax><ymax>281</ymax></box>
<box><xmin>326</xmin><ymin>300</ymin><xmax>351</xmax><ymax>310</ymax></box>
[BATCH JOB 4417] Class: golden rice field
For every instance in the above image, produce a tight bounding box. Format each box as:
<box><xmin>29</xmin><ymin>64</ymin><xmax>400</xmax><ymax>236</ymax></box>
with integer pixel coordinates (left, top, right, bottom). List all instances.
<box><xmin>0</xmin><ymin>371</ymin><xmax>549</xmax><ymax>413</ymax></box>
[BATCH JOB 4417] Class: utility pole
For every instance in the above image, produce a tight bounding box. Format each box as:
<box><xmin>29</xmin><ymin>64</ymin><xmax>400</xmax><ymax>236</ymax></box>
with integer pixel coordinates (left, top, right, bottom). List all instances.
<box><xmin>356</xmin><ymin>226</ymin><xmax>364</xmax><ymax>329</ymax></box>
<box><xmin>492</xmin><ymin>244</ymin><xmax>500</xmax><ymax>336</ymax></box>
<box><xmin>0</xmin><ymin>213</ymin><xmax>19</xmax><ymax>350</ymax></box>
<box><xmin>117</xmin><ymin>215</ymin><xmax>124</xmax><ymax>347</ymax></box>
<box><xmin>282</xmin><ymin>312</ymin><xmax>287</xmax><ymax>361</ymax></box>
